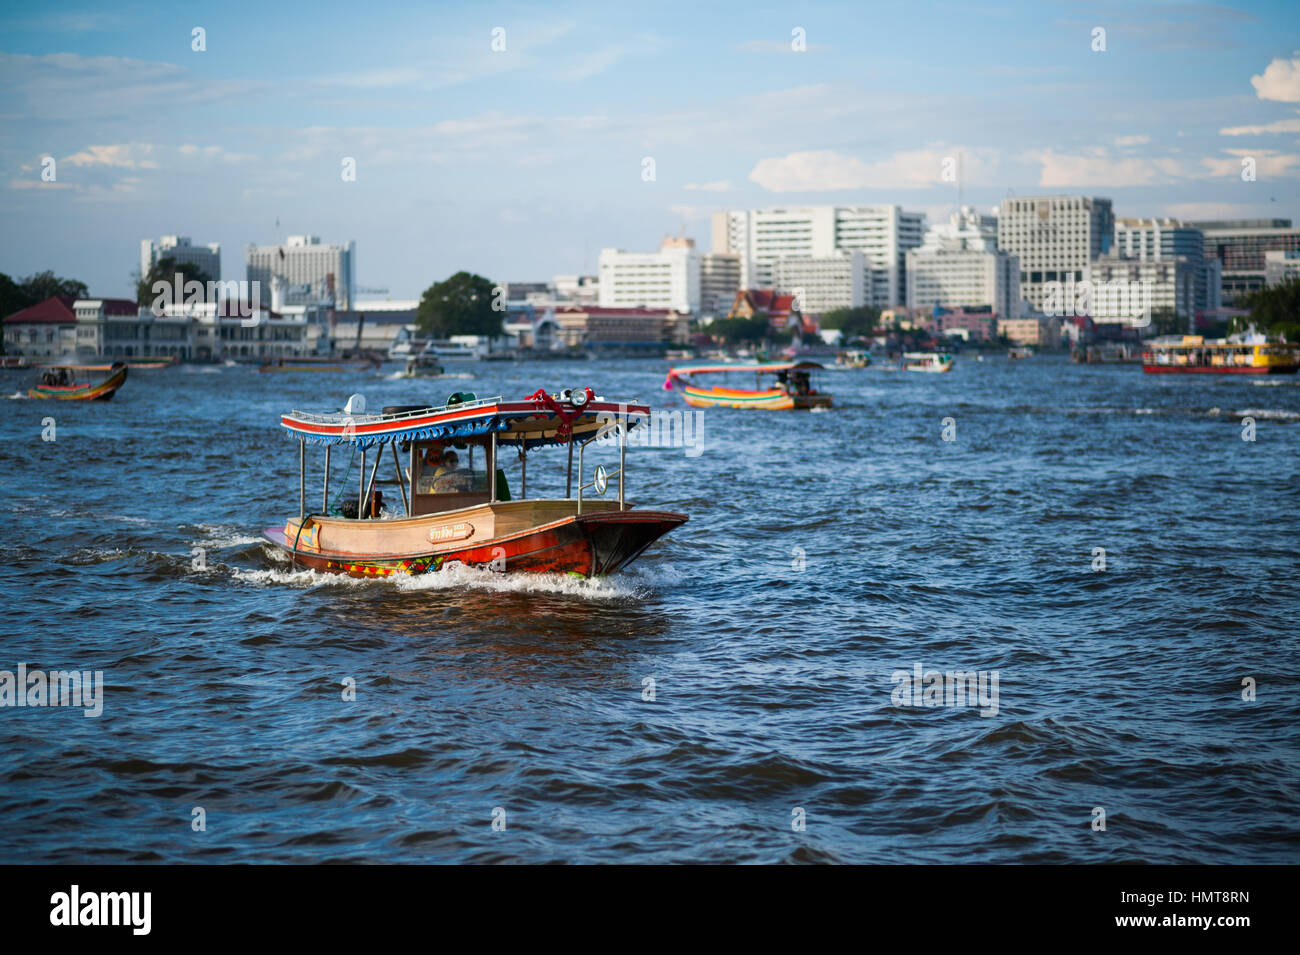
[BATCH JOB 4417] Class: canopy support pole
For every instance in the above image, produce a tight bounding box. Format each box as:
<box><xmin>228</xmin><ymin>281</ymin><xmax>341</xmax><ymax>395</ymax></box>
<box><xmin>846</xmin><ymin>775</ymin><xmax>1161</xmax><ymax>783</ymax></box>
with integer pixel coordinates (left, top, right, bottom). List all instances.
<box><xmin>409</xmin><ymin>443</ymin><xmax>417</xmax><ymax>513</ymax></box>
<box><xmin>619</xmin><ymin>416</ymin><xmax>626</xmax><ymax>511</ymax></box>
<box><xmin>363</xmin><ymin>449</ymin><xmax>382</xmax><ymax>517</ymax></box>
<box><xmin>322</xmin><ymin>446</ymin><xmax>331</xmax><ymax>513</ymax></box>
<box><xmin>488</xmin><ymin>432</ymin><xmax>497</xmax><ymax>504</ymax></box>
<box><xmin>298</xmin><ymin>438</ymin><xmax>305</xmax><ymax>520</ymax></box>
<box><xmin>392</xmin><ymin>442</ymin><xmax>409</xmax><ymax>515</ymax></box>
<box><xmin>520</xmin><ymin>442</ymin><xmax>527</xmax><ymax>500</ymax></box>
<box><xmin>565</xmin><ymin>437</ymin><xmax>574</xmax><ymax>499</ymax></box>
<box><xmin>357</xmin><ymin>449</ymin><xmax>366</xmax><ymax>517</ymax></box>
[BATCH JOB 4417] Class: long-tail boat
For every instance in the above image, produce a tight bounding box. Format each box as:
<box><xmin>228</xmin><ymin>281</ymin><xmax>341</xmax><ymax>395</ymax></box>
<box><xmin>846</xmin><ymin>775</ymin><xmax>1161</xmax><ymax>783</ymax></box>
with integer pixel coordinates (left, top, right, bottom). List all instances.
<box><xmin>28</xmin><ymin>362</ymin><xmax>129</xmax><ymax>400</ymax></box>
<box><xmin>664</xmin><ymin>361</ymin><xmax>832</xmax><ymax>409</ymax></box>
<box><xmin>263</xmin><ymin>388</ymin><xmax>688</xmax><ymax>578</ymax></box>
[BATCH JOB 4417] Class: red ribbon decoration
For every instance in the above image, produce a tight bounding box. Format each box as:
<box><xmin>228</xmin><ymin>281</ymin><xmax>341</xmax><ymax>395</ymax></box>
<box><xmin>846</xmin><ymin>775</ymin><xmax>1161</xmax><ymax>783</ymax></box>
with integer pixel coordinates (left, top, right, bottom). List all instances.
<box><xmin>525</xmin><ymin>387</ymin><xmax>594</xmax><ymax>441</ymax></box>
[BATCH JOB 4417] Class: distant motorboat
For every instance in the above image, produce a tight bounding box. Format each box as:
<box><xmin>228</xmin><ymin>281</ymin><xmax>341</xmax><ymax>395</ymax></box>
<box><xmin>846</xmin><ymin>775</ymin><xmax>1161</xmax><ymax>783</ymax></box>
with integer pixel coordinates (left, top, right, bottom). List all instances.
<box><xmin>903</xmin><ymin>352</ymin><xmax>955</xmax><ymax>373</ymax></box>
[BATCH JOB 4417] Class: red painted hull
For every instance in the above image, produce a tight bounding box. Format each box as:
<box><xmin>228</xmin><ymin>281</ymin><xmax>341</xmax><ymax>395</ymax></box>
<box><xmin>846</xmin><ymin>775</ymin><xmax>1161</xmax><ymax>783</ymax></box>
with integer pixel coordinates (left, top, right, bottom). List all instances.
<box><xmin>1141</xmin><ymin>364</ymin><xmax>1298</xmax><ymax>375</ymax></box>
<box><xmin>263</xmin><ymin>509</ymin><xmax>687</xmax><ymax>579</ymax></box>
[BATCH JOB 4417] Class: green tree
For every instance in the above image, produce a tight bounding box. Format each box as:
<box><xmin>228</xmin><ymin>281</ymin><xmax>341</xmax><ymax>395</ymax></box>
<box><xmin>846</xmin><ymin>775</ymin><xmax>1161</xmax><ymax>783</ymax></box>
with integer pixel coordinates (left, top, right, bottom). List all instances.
<box><xmin>1238</xmin><ymin>278</ymin><xmax>1300</xmax><ymax>342</ymax></box>
<box><xmin>820</xmin><ymin>305</ymin><xmax>879</xmax><ymax>341</ymax></box>
<box><xmin>1146</xmin><ymin>307</ymin><xmax>1183</xmax><ymax>337</ymax></box>
<box><xmin>136</xmin><ymin>257</ymin><xmax>213</xmax><ymax>307</ymax></box>
<box><xmin>20</xmin><ymin>270</ymin><xmax>89</xmax><ymax>303</ymax></box>
<box><xmin>416</xmin><ymin>271</ymin><xmax>503</xmax><ymax>338</ymax></box>
<box><xmin>708</xmin><ymin>313</ymin><xmax>769</xmax><ymax>344</ymax></box>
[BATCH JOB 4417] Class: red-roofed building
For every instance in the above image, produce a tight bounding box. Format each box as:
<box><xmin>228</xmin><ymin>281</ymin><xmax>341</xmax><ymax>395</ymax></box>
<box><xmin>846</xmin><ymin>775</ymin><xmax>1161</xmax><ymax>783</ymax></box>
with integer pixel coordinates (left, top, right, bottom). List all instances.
<box><xmin>3</xmin><ymin>296</ymin><xmax>79</xmax><ymax>357</ymax></box>
<box><xmin>726</xmin><ymin>289</ymin><xmax>813</xmax><ymax>333</ymax></box>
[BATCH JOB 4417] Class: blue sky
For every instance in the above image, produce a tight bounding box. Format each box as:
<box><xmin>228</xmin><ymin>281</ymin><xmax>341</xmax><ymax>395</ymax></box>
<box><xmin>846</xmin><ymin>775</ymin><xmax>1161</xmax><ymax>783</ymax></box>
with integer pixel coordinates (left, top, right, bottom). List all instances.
<box><xmin>2</xmin><ymin>0</ymin><xmax>1299</xmax><ymax>298</ymax></box>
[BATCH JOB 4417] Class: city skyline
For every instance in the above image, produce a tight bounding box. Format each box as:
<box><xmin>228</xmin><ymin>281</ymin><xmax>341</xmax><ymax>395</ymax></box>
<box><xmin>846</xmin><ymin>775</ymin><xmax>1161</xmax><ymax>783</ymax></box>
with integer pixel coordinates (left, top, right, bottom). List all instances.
<box><xmin>3</xmin><ymin>0</ymin><xmax>1300</xmax><ymax>299</ymax></box>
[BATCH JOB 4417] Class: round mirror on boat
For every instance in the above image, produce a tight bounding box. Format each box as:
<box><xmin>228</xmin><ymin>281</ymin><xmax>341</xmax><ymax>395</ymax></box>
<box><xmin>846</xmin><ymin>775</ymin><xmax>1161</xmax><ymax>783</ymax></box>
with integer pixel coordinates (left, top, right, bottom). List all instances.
<box><xmin>570</xmin><ymin>387</ymin><xmax>589</xmax><ymax>408</ymax></box>
<box><xmin>344</xmin><ymin>393</ymin><xmax>366</xmax><ymax>415</ymax></box>
<box><xmin>593</xmin><ymin>465</ymin><xmax>608</xmax><ymax>495</ymax></box>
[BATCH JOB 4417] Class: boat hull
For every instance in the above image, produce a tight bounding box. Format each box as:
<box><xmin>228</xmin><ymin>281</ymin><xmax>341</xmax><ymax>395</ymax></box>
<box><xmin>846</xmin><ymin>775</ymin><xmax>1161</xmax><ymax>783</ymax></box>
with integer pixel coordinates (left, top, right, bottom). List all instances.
<box><xmin>28</xmin><ymin>364</ymin><xmax>128</xmax><ymax>400</ymax></box>
<box><xmin>680</xmin><ymin>385</ymin><xmax>831</xmax><ymax>409</ymax></box>
<box><xmin>1141</xmin><ymin>363</ymin><xmax>1299</xmax><ymax>375</ymax></box>
<box><xmin>263</xmin><ymin>503</ymin><xmax>687</xmax><ymax>579</ymax></box>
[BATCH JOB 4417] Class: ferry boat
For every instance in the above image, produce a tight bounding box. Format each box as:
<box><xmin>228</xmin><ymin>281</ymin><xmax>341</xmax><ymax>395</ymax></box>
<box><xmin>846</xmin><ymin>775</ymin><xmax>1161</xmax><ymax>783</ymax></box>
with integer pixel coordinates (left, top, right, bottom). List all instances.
<box><xmin>903</xmin><ymin>352</ymin><xmax>955</xmax><ymax>373</ymax></box>
<box><xmin>664</xmin><ymin>361</ymin><xmax>832</xmax><ymax>409</ymax></box>
<box><xmin>28</xmin><ymin>362</ymin><xmax>128</xmax><ymax>400</ymax></box>
<box><xmin>1141</xmin><ymin>335</ymin><xmax>1300</xmax><ymax>375</ymax></box>
<box><xmin>263</xmin><ymin>388</ymin><xmax>688</xmax><ymax>578</ymax></box>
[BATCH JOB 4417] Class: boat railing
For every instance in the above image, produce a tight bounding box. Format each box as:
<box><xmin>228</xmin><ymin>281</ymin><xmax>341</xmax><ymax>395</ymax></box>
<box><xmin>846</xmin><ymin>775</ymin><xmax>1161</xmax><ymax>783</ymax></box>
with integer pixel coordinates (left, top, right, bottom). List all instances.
<box><xmin>576</xmin><ymin>421</ymin><xmax>626</xmax><ymax>515</ymax></box>
<box><xmin>287</xmin><ymin>395</ymin><xmax>506</xmax><ymax>431</ymax></box>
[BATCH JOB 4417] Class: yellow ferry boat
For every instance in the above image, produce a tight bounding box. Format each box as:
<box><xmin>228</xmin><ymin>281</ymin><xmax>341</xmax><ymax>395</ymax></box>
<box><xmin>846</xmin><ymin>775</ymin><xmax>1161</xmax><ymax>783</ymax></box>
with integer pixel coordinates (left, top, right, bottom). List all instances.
<box><xmin>1141</xmin><ymin>335</ymin><xmax>1300</xmax><ymax>375</ymax></box>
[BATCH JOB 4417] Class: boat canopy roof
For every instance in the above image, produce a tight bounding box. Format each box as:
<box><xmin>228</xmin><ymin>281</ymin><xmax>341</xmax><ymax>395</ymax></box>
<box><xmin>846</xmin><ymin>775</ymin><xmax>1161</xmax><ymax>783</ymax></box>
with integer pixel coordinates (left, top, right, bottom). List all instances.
<box><xmin>668</xmin><ymin>360</ymin><xmax>825</xmax><ymax>376</ymax></box>
<box><xmin>281</xmin><ymin>392</ymin><xmax>650</xmax><ymax>450</ymax></box>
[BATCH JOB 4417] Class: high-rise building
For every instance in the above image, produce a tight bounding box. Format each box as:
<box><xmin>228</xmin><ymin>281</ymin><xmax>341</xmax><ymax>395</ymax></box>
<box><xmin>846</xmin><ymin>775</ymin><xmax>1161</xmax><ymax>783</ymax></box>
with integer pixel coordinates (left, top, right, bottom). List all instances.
<box><xmin>771</xmin><ymin>251</ymin><xmax>870</xmax><ymax>314</ymax></box>
<box><xmin>1092</xmin><ymin>218</ymin><xmax>1220</xmax><ymax>323</ymax></box>
<box><xmin>1086</xmin><ymin>255</ymin><xmax>1221</xmax><ymax>325</ymax></box>
<box><xmin>1263</xmin><ymin>250</ymin><xmax>1300</xmax><ymax>287</ymax></box>
<box><xmin>597</xmin><ymin>237</ymin><xmax>699</xmax><ymax>313</ymax></box>
<box><xmin>246</xmin><ymin>235</ymin><xmax>355</xmax><ymax>310</ymax></box>
<box><xmin>712</xmin><ymin>205</ymin><xmax>924</xmax><ymax>306</ymax></box>
<box><xmin>140</xmin><ymin>235</ymin><xmax>221</xmax><ymax>281</ymax></box>
<box><xmin>1182</xmin><ymin>219</ymin><xmax>1300</xmax><ymax>303</ymax></box>
<box><xmin>997</xmin><ymin>196</ymin><xmax>1113</xmax><ymax>310</ymax></box>
<box><xmin>699</xmin><ymin>253</ymin><xmax>741</xmax><ymax>317</ymax></box>
<box><xmin>906</xmin><ymin>206</ymin><xmax>1019</xmax><ymax>318</ymax></box>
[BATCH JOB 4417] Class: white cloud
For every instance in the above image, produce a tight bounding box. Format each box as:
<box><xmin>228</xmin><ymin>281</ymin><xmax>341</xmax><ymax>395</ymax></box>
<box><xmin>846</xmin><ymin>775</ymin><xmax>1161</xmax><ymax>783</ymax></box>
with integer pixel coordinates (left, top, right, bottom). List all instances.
<box><xmin>748</xmin><ymin>147</ymin><xmax>991</xmax><ymax>192</ymax></box>
<box><xmin>61</xmin><ymin>143</ymin><xmax>158</xmax><ymax>169</ymax></box>
<box><xmin>1201</xmin><ymin>148</ymin><xmax>1300</xmax><ymax>178</ymax></box>
<box><xmin>1035</xmin><ymin>149</ymin><xmax>1184</xmax><ymax>187</ymax></box>
<box><xmin>1115</xmin><ymin>135</ymin><xmax>1151</xmax><ymax>146</ymax></box>
<box><xmin>684</xmin><ymin>181</ymin><xmax>731</xmax><ymax>192</ymax></box>
<box><xmin>1251</xmin><ymin>54</ymin><xmax>1300</xmax><ymax>103</ymax></box>
<box><xmin>1219</xmin><ymin>116</ymin><xmax>1300</xmax><ymax>135</ymax></box>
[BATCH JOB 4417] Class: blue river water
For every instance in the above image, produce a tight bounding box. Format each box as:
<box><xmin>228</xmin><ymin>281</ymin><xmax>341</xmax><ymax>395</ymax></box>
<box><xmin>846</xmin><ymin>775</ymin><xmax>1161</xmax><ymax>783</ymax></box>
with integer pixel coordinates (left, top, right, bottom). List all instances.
<box><xmin>0</xmin><ymin>355</ymin><xmax>1297</xmax><ymax>863</ymax></box>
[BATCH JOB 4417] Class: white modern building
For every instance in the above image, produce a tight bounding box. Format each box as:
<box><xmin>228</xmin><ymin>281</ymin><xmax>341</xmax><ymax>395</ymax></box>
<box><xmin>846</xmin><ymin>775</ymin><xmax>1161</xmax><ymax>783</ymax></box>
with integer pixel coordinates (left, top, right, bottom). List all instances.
<box><xmin>597</xmin><ymin>236</ymin><xmax>699</xmax><ymax>313</ymax></box>
<box><xmin>906</xmin><ymin>206</ymin><xmax>1020</xmax><ymax>318</ymax></box>
<box><xmin>712</xmin><ymin>205</ymin><xmax>925</xmax><ymax>306</ymax></box>
<box><xmin>1086</xmin><ymin>255</ymin><xmax>1222</xmax><ymax>325</ymax></box>
<box><xmin>246</xmin><ymin>234</ymin><xmax>355</xmax><ymax>310</ymax></box>
<box><xmin>140</xmin><ymin>235</ymin><xmax>221</xmax><ymax>281</ymax></box>
<box><xmin>1264</xmin><ymin>249</ymin><xmax>1300</xmax><ymax>286</ymax></box>
<box><xmin>1183</xmin><ymin>218</ymin><xmax>1300</xmax><ymax>302</ymax></box>
<box><xmin>997</xmin><ymin>196</ymin><xmax>1114</xmax><ymax>310</ymax></box>
<box><xmin>699</xmin><ymin>252</ymin><xmax>741</xmax><ymax>317</ymax></box>
<box><xmin>771</xmin><ymin>251</ymin><xmax>871</xmax><ymax>314</ymax></box>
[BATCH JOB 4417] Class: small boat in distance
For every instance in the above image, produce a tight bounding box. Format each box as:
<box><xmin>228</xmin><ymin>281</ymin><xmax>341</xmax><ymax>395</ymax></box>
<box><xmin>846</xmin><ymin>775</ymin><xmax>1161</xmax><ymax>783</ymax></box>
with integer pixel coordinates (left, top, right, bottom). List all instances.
<box><xmin>400</xmin><ymin>355</ymin><xmax>445</xmax><ymax>378</ymax></box>
<box><xmin>665</xmin><ymin>361</ymin><xmax>833</xmax><ymax>409</ymax></box>
<box><xmin>837</xmin><ymin>349</ymin><xmax>871</xmax><ymax>368</ymax></box>
<box><xmin>28</xmin><ymin>362</ymin><xmax>129</xmax><ymax>400</ymax></box>
<box><xmin>903</xmin><ymin>352</ymin><xmax>955</xmax><ymax>373</ymax></box>
<box><xmin>1142</xmin><ymin>335</ymin><xmax>1300</xmax><ymax>375</ymax></box>
<box><xmin>1008</xmin><ymin>347</ymin><xmax>1034</xmax><ymax>360</ymax></box>
<box><xmin>265</xmin><ymin>388</ymin><xmax>688</xmax><ymax>578</ymax></box>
